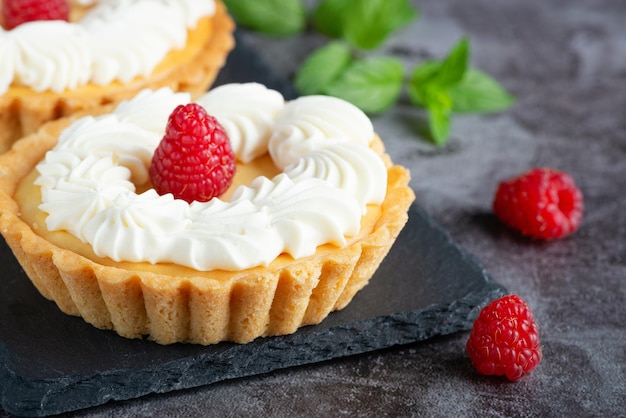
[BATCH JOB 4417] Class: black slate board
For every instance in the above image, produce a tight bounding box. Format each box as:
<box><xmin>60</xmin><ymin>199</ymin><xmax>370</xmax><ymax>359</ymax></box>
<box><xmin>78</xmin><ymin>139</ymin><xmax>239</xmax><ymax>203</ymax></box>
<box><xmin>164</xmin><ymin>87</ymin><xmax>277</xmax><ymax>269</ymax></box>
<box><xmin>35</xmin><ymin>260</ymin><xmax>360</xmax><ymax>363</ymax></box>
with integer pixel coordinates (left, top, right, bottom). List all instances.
<box><xmin>0</xmin><ymin>33</ymin><xmax>507</xmax><ymax>417</ymax></box>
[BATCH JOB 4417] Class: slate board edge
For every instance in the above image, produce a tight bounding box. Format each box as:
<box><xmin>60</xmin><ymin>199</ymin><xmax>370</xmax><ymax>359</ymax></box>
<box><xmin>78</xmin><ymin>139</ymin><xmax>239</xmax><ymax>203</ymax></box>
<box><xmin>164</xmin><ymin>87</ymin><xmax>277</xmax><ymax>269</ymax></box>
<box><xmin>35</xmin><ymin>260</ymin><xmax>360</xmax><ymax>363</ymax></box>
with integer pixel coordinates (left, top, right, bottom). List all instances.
<box><xmin>0</xmin><ymin>278</ymin><xmax>506</xmax><ymax>418</ymax></box>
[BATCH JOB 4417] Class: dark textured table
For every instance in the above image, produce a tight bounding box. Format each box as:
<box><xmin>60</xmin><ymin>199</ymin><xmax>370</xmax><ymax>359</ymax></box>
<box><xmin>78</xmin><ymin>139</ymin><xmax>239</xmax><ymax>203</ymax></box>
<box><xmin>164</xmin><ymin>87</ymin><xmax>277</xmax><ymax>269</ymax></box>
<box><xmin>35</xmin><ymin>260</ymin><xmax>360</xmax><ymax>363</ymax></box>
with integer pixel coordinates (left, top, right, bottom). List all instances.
<box><xmin>2</xmin><ymin>0</ymin><xmax>625</xmax><ymax>416</ymax></box>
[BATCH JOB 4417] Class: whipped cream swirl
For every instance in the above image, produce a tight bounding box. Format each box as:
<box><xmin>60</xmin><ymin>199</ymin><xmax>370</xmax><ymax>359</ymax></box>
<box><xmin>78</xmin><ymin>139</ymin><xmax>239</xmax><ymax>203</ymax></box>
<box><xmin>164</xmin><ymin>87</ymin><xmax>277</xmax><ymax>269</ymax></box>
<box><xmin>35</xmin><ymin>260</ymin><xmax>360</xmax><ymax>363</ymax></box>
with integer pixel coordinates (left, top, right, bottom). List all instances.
<box><xmin>35</xmin><ymin>83</ymin><xmax>388</xmax><ymax>271</ymax></box>
<box><xmin>0</xmin><ymin>0</ymin><xmax>215</xmax><ymax>94</ymax></box>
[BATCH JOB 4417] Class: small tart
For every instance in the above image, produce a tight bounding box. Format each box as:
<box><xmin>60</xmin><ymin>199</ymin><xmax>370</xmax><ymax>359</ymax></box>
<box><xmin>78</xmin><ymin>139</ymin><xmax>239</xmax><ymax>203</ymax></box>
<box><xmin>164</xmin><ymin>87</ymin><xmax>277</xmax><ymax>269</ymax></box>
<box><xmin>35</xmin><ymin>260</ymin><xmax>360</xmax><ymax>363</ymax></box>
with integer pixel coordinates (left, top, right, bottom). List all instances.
<box><xmin>0</xmin><ymin>0</ymin><xmax>235</xmax><ymax>153</ymax></box>
<box><xmin>0</xmin><ymin>97</ymin><xmax>415</xmax><ymax>346</ymax></box>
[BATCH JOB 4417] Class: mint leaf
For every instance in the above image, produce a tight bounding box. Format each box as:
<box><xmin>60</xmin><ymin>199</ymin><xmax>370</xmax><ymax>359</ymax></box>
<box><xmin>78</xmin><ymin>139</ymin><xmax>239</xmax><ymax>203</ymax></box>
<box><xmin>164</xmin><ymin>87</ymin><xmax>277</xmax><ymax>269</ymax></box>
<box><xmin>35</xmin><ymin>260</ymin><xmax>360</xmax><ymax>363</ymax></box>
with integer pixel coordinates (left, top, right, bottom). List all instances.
<box><xmin>294</xmin><ymin>41</ymin><xmax>353</xmax><ymax>96</ymax></box>
<box><xmin>407</xmin><ymin>37</ymin><xmax>515</xmax><ymax>145</ymax></box>
<box><xmin>428</xmin><ymin>105</ymin><xmax>451</xmax><ymax>146</ymax></box>
<box><xmin>411</xmin><ymin>86</ymin><xmax>453</xmax><ymax>145</ymax></box>
<box><xmin>407</xmin><ymin>61</ymin><xmax>441</xmax><ymax>108</ymax></box>
<box><xmin>449</xmin><ymin>69</ymin><xmax>516</xmax><ymax>113</ymax></box>
<box><xmin>343</xmin><ymin>0</ymin><xmax>419</xmax><ymax>50</ymax></box>
<box><xmin>312</xmin><ymin>0</ymin><xmax>353</xmax><ymax>38</ymax></box>
<box><xmin>325</xmin><ymin>57</ymin><xmax>404</xmax><ymax>114</ymax></box>
<box><xmin>424</xmin><ymin>86</ymin><xmax>453</xmax><ymax>112</ymax></box>
<box><xmin>407</xmin><ymin>38</ymin><xmax>469</xmax><ymax>107</ymax></box>
<box><xmin>433</xmin><ymin>37</ymin><xmax>469</xmax><ymax>87</ymax></box>
<box><xmin>222</xmin><ymin>0</ymin><xmax>305</xmax><ymax>36</ymax></box>
<box><xmin>408</xmin><ymin>49</ymin><xmax>515</xmax><ymax>114</ymax></box>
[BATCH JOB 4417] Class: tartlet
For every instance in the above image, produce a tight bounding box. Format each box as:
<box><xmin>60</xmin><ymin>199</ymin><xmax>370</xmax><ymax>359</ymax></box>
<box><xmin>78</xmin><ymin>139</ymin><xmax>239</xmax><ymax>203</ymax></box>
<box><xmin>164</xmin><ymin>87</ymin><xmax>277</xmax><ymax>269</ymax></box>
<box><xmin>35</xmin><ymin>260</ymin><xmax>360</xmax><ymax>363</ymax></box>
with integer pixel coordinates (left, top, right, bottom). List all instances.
<box><xmin>0</xmin><ymin>0</ymin><xmax>234</xmax><ymax>153</ymax></box>
<box><xmin>0</xmin><ymin>83</ymin><xmax>415</xmax><ymax>345</ymax></box>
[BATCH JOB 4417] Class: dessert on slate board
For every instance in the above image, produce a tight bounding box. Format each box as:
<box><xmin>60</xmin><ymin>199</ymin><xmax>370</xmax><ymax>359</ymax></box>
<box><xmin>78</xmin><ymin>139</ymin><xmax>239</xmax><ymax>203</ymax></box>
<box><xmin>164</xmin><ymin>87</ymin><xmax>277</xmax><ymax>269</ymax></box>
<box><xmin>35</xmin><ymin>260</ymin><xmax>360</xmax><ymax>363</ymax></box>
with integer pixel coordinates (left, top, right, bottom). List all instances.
<box><xmin>0</xmin><ymin>82</ymin><xmax>415</xmax><ymax>345</ymax></box>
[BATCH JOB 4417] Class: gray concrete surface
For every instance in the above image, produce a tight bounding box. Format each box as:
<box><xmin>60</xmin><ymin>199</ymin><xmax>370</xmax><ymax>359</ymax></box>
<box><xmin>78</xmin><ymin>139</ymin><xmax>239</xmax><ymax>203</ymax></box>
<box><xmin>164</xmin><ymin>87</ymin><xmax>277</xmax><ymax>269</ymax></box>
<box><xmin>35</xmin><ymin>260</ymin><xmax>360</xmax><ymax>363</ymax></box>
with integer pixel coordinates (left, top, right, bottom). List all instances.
<box><xmin>4</xmin><ymin>0</ymin><xmax>623</xmax><ymax>416</ymax></box>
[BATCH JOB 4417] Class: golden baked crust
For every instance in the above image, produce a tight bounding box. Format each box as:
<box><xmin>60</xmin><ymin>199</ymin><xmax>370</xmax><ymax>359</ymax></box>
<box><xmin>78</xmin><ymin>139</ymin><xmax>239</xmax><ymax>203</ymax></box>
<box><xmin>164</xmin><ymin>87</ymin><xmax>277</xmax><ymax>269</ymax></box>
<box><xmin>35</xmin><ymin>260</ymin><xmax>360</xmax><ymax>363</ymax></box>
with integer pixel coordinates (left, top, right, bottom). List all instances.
<box><xmin>0</xmin><ymin>1</ymin><xmax>235</xmax><ymax>153</ymax></box>
<box><xmin>0</xmin><ymin>113</ymin><xmax>415</xmax><ymax>346</ymax></box>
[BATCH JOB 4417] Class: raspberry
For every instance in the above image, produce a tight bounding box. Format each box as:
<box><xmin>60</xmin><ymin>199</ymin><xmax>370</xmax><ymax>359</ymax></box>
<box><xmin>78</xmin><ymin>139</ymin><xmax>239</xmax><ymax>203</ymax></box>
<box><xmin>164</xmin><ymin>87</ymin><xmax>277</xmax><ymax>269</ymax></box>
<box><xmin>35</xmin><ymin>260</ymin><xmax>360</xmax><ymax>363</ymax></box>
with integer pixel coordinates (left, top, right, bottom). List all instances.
<box><xmin>466</xmin><ymin>294</ymin><xmax>542</xmax><ymax>381</ymax></box>
<box><xmin>2</xmin><ymin>0</ymin><xmax>69</xmax><ymax>30</ymax></box>
<box><xmin>149</xmin><ymin>103</ymin><xmax>235</xmax><ymax>203</ymax></box>
<box><xmin>493</xmin><ymin>167</ymin><xmax>583</xmax><ymax>240</ymax></box>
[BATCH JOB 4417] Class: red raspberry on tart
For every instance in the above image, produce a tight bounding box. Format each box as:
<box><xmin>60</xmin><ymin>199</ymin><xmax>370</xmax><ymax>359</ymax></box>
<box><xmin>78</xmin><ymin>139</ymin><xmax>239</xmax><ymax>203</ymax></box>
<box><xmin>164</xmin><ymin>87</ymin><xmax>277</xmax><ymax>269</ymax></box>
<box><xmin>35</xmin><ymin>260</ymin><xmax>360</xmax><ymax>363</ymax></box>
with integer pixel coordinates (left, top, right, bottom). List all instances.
<box><xmin>2</xmin><ymin>0</ymin><xmax>69</xmax><ymax>30</ymax></box>
<box><xmin>150</xmin><ymin>103</ymin><xmax>236</xmax><ymax>203</ymax></box>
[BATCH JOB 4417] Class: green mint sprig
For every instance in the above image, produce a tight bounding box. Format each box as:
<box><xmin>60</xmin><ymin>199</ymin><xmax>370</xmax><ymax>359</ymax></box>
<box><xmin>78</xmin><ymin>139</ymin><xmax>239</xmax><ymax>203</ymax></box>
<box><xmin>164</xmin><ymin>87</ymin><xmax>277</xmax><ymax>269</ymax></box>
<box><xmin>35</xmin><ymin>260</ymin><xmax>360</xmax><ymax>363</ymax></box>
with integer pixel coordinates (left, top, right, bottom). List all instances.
<box><xmin>222</xmin><ymin>0</ymin><xmax>515</xmax><ymax>146</ymax></box>
<box><xmin>408</xmin><ymin>38</ymin><xmax>515</xmax><ymax>144</ymax></box>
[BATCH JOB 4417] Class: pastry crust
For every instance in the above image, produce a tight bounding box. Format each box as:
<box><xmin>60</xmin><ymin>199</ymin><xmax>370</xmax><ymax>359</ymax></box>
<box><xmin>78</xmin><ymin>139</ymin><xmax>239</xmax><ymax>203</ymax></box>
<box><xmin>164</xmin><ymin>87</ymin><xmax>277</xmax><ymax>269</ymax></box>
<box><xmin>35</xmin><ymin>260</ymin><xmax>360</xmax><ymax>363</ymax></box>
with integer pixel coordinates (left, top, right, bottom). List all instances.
<box><xmin>0</xmin><ymin>110</ymin><xmax>415</xmax><ymax>346</ymax></box>
<box><xmin>0</xmin><ymin>1</ymin><xmax>235</xmax><ymax>153</ymax></box>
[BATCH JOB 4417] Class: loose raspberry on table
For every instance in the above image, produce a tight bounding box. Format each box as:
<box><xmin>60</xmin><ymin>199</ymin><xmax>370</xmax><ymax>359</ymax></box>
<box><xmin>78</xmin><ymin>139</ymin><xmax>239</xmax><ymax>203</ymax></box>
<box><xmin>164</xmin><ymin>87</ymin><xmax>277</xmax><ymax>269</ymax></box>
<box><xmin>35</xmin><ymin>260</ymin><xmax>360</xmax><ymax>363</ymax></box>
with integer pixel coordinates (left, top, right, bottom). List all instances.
<box><xmin>466</xmin><ymin>294</ymin><xmax>542</xmax><ymax>381</ymax></box>
<box><xmin>493</xmin><ymin>167</ymin><xmax>583</xmax><ymax>240</ymax></box>
<box><xmin>2</xmin><ymin>0</ymin><xmax>69</xmax><ymax>30</ymax></box>
<box><xmin>149</xmin><ymin>103</ymin><xmax>235</xmax><ymax>203</ymax></box>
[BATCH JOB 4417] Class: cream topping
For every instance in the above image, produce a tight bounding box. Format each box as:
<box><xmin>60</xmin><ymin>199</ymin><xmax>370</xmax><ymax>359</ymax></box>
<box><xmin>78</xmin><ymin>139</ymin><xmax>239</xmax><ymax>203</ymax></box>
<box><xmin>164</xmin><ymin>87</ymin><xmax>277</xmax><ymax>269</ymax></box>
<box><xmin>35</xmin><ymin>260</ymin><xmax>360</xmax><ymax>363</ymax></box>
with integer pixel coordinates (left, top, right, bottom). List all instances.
<box><xmin>35</xmin><ymin>83</ymin><xmax>388</xmax><ymax>271</ymax></box>
<box><xmin>269</xmin><ymin>95</ymin><xmax>387</xmax><ymax>211</ymax></box>
<box><xmin>0</xmin><ymin>0</ymin><xmax>215</xmax><ymax>94</ymax></box>
<box><xmin>195</xmin><ymin>83</ymin><xmax>285</xmax><ymax>163</ymax></box>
